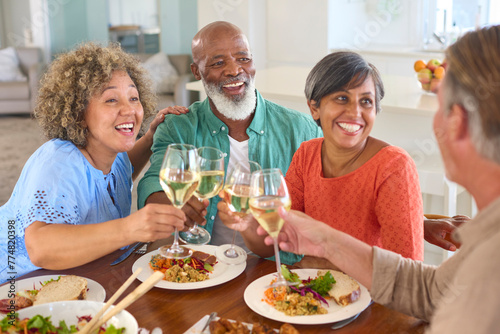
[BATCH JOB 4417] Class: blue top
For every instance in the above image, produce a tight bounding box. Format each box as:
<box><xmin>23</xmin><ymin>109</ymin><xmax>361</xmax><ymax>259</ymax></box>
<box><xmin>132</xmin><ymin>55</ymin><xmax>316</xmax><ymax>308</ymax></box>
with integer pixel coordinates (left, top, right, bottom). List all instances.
<box><xmin>0</xmin><ymin>139</ymin><xmax>133</xmax><ymax>282</ymax></box>
<box><xmin>138</xmin><ymin>90</ymin><xmax>322</xmax><ymax>265</ymax></box>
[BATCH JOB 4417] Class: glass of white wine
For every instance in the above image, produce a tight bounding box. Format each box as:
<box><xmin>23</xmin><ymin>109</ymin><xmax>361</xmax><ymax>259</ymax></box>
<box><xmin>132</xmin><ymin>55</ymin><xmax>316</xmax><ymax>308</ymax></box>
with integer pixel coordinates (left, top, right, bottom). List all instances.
<box><xmin>249</xmin><ymin>168</ymin><xmax>293</xmax><ymax>287</ymax></box>
<box><xmin>179</xmin><ymin>147</ymin><xmax>225</xmax><ymax>245</ymax></box>
<box><xmin>158</xmin><ymin>143</ymin><xmax>200</xmax><ymax>259</ymax></box>
<box><xmin>215</xmin><ymin>161</ymin><xmax>261</xmax><ymax>265</ymax></box>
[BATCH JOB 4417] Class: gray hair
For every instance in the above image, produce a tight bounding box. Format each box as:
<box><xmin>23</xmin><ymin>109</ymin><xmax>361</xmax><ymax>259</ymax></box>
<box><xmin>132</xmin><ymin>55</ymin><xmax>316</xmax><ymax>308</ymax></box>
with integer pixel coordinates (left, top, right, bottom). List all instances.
<box><xmin>443</xmin><ymin>25</ymin><xmax>500</xmax><ymax>163</ymax></box>
<box><xmin>304</xmin><ymin>51</ymin><xmax>384</xmax><ymax>126</ymax></box>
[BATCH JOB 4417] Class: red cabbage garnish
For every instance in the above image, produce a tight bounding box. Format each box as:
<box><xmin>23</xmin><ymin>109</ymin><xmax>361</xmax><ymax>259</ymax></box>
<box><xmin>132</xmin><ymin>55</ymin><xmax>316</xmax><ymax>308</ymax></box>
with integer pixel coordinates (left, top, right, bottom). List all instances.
<box><xmin>289</xmin><ymin>285</ymin><xmax>329</xmax><ymax>306</ymax></box>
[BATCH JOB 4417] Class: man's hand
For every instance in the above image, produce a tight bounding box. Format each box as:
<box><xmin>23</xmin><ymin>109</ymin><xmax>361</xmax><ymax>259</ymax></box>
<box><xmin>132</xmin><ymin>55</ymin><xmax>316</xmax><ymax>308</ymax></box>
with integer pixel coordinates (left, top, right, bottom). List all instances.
<box><xmin>257</xmin><ymin>209</ymin><xmax>331</xmax><ymax>259</ymax></box>
<box><xmin>217</xmin><ymin>190</ymin><xmax>254</xmax><ymax>231</ymax></box>
<box><xmin>145</xmin><ymin>192</ymin><xmax>208</xmax><ymax>230</ymax></box>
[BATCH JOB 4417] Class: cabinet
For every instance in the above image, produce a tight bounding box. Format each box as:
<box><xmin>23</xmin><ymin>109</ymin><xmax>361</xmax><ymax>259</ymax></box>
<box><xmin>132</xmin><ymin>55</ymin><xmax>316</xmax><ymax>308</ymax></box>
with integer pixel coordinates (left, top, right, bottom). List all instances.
<box><xmin>108</xmin><ymin>26</ymin><xmax>160</xmax><ymax>54</ymax></box>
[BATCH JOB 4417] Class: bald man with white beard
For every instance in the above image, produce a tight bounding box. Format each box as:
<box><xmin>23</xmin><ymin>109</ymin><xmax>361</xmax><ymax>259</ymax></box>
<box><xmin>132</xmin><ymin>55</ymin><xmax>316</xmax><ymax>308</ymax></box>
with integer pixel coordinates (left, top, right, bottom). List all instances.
<box><xmin>137</xmin><ymin>21</ymin><xmax>321</xmax><ymax>265</ymax></box>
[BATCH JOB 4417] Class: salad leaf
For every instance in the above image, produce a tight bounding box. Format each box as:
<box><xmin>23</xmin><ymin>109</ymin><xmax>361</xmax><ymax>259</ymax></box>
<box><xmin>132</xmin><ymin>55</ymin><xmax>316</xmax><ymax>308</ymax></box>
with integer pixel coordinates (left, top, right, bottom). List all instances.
<box><xmin>57</xmin><ymin>320</ymin><xmax>78</xmax><ymax>334</ymax></box>
<box><xmin>41</xmin><ymin>276</ymin><xmax>61</xmax><ymax>286</ymax></box>
<box><xmin>280</xmin><ymin>265</ymin><xmax>300</xmax><ymax>283</ymax></box>
<box><xmin>0</xmin><ymin>313</ymin><xmax>15</xmax><ymax>330</ymax></box>
<box><xmin>204</xmin><ymin>263</ymin><xmax>214</xmax><ymax>272</ymax></box>
<box><xmin>104</xmin><ymin>324</ymin><xmax>125</xmax><ymax>334</ymax></box>
<box><xmin>28</xmin><ymin>314</ymin><xmax>57</xmax><ymax>334</ymax></box>
<box><xmin>306</xmin><ymin>271</ymin><xmax>336</xmax><ymax>296</ymax></box>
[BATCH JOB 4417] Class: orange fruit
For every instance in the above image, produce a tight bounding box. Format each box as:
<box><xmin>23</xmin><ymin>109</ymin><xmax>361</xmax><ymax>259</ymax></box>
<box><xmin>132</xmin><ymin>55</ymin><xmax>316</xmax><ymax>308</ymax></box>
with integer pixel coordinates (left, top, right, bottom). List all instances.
<box><xmin>414</xmin><ymin>60</ymin><xmax>427</xmax><ymax>73</ymax></box>
<box><xmin>434</xmin><ymin>66</ymin><xmax>446</xmax><ymax>79</ymax></box>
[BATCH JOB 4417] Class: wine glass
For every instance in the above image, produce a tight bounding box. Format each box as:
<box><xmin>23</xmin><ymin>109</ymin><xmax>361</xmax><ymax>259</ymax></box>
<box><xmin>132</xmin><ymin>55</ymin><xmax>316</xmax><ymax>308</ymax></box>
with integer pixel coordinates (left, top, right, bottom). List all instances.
<box><xmin>179</xmin><ymin>147</ymin><xmax>225</xmax><ymax>245</ymax></box>
<box><xmin>249</xmin><ymin>168</ymin><xmax>294</xmax><ymax>287</ymax></box>
<box><xmin>215</xmin><ymin>161</ymin><xmax>261</xmax><ymax>265</ymax></box>
<box><xmin>158</xmin><ymin>143</ymin><xmax>200</xmax><ymax>259</ymax></box>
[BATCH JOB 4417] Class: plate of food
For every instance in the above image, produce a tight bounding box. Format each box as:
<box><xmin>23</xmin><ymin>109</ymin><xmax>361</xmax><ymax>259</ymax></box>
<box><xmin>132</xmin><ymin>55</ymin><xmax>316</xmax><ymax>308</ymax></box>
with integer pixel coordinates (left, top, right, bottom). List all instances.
<box><xmin>184</xmin><ymin>314</ymin><xmax>301</xmax><ymax>334</ymax></box>
<box><xmin>1</xmin><ymin>300</ymin><xmax>137</xmax><ymax>333</ymax></box>
<box><xmin>244</xmin><ymin>268</ymin><xmax>371</xmax><ymax>325</ymax></box>
<box><xmin>132</xmin><ymin>244</ymin><xmax>246</xmax><ymax>290</ymax></box>
<box><xmin>0</xmin><ymin>275</ymin><xmax>105</xmax><ymax>313</ymax></box>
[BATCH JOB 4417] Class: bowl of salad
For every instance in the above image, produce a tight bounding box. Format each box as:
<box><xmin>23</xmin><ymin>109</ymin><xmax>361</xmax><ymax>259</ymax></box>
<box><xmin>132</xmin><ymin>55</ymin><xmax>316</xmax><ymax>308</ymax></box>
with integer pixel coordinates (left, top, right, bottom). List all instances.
<box><xmin>1</xmin><ymin>300</ymin><xmax>138</xmax><ymax>333</ymax></box>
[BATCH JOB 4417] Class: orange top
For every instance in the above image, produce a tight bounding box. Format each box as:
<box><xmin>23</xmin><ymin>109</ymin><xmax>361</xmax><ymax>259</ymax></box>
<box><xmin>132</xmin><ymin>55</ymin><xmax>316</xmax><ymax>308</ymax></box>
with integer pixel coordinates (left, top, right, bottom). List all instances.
<box><xmin>286</xmin><ymin>138</ymin><xmax>424</xmax><ymax>260</ymax></box>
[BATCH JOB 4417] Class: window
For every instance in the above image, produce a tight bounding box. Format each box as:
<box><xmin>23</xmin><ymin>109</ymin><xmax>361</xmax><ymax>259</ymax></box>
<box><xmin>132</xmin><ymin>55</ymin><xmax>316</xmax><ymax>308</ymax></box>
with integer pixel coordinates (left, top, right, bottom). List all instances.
<box><xmin>424</xmin><ymin>0</ymin><xmax>499</xmax><ymax>49</ymax></box>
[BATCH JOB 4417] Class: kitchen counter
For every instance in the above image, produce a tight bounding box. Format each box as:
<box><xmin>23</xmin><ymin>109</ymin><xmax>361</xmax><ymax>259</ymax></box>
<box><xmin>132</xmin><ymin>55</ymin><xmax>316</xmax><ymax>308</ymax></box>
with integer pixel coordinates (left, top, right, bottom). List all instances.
<box><xmin>342</xmin><ymin>46</ymin><xmax>446</xmax><ymax>58</ymax></box>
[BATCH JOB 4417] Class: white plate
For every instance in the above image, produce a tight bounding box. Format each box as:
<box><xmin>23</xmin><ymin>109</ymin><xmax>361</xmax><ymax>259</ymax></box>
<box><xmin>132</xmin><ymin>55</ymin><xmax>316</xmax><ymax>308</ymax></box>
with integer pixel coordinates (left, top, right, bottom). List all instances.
<box><xmin>0</xmin><ymin>275</ymin><xmax>106</xmax><ymax>302</ymax></box>
<box><xmin>244</xmin><ymin>269</ymin><xmax>371</xmax><ymax>325</ymax></box>
<box><xmin>132</xmin><ymin>244</ymin><xmax>246</xmax><ymax>290</ymax></box>
<box><xmin>183</xmin><ymin>315</ymin><xmax>279</xmax><ymax>334</ymax></box>
<box><xmin>17</xmin><ymin>300</ymin><xmax>138</xmax><ymax>333</ymax></box>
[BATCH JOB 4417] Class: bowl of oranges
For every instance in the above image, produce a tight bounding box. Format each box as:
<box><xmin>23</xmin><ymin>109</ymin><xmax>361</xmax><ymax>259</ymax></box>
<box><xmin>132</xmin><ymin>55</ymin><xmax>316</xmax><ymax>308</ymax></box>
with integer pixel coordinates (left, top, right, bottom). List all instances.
<box><xmin>414</xmin><ymin>59</ymin><xmax>446</xmax><ymax>94</ymax></box>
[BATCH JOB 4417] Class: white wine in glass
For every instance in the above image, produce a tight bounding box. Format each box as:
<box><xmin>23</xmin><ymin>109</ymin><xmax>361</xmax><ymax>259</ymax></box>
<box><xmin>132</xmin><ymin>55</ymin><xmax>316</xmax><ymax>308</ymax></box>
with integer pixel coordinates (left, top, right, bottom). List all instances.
<box><xmin>158</xmin><ymin>143</ymin><xmax>200</xmax><ymax>259</ymax></box>
<box><xmin>179</xmin><ymin>147</ymin><xmax>225</xmax><ymax>245</ymax></box>
<box><xmin>249</xmin><ymin>168</ymin><xmax>294</xmax><ymax>287</ymax></box>
<box><xmin>215</xmin><ymin>161</ymin><xmax>261</xmax><ymax>265</ymax></box>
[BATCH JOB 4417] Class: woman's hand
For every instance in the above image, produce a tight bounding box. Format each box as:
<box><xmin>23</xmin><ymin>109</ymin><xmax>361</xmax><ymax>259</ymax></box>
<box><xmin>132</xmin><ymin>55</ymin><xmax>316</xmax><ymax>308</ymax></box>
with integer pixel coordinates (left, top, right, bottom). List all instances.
<box><xmin>130</xmin><ymin>106</ymin><xmax>190</xmax><ymax>180</ymax></box>
<box><xmin>124</xmin><ymin>203</ymin><xmax>186</xmax><ymax>242</ymax></box>
<box><xmin>147</xmin><ymin>106</ymin><xmax>190</xmax><ymax>136</ymax></box>
<box><xmin>423</xmin><ymin>215</ymin><xmax>470</xmax><ymax>251</ymax></box>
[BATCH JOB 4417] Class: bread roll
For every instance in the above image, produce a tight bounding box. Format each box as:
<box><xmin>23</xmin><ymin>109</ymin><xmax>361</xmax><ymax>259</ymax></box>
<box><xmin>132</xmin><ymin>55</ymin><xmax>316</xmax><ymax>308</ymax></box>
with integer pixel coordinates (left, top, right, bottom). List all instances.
<box><xmin>33</xmin><ymin>275</ymin><xmax>88</xmax><ymax>305</ymax></box>
<box><xmin>317</xmin><ymin>270</ymin><xmax>360</xmax><ymax>306</ymax></box>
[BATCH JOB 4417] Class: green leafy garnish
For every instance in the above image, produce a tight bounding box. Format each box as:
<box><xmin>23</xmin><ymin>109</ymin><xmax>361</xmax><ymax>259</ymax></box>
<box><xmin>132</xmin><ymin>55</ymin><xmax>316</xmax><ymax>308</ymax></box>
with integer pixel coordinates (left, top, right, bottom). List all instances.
<box><xmin>41</xmin><ymin>276</ymin><xmax>61</xmax><ymax>286</ymax></box>
<box><xmin>306</xmin><ymin>271</ymin><xmax>336</xmax><ymax>296</ymax></box>
<box><xmin>27</xmin><ymin>315</ymin><xmax>57</xmax><ymax>334</ymax></box>
<box><xmin>280</xmin><ymin>264</ymin><xmax>301</xmax><ymax>283</ymax></box>
<box><xmin>204</xmin><ymin>263</ymin><xmax>214</xmax><ymax>272</ymax></box>
<box><xmin>104</xmin><ymin>324</ymin><xmax>125</xmax><ymax>334</ymax></box>
<box><xmin>0</xmin><ymin>313</ymin><xmax>122</xmax><ymax>334</ymax></box>
<box><xmin>0</xmin><ymin>313</ymin><xmax>15</xmax><ymax>330</ymax></box>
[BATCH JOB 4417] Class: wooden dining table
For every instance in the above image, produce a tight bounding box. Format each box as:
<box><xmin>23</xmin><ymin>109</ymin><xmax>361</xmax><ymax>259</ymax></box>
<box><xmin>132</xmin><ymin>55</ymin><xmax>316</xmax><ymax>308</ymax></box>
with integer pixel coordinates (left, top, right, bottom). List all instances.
<box><xmin>8</xmin><ymin>239</ymin><xmax>428</xmax><ymax>333</ymax></box>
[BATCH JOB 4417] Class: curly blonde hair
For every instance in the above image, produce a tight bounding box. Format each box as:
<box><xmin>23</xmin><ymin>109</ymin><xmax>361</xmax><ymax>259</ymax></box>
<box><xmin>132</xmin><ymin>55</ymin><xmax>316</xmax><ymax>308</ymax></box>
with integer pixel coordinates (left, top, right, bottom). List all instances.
<box><xmin>34</xmin><ymin>42</ymin><xmax>157</xmax><ymax>147</ymax></box>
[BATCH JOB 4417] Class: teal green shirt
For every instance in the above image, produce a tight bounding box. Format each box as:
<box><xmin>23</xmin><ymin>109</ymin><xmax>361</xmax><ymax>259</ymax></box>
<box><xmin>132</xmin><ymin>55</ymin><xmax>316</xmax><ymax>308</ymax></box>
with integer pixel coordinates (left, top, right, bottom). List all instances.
<box><xmin>138</xmin><ymin>90</ymin><xmax>322</xmax><ymax>264</ymax></box>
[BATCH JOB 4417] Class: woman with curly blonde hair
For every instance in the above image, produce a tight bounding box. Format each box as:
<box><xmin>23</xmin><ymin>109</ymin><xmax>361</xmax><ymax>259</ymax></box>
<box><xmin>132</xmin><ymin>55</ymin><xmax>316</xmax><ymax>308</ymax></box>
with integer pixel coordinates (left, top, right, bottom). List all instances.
<box><xmin>0</xmin><ymin>42</ymin><xmax>186</xmax><ymax>281</ymax></box>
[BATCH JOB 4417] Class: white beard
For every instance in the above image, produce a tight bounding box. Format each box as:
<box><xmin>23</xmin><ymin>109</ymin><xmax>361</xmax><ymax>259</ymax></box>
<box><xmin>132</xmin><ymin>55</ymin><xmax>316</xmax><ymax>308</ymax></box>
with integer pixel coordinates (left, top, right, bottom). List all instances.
<box><xmin>202</xmin><ymin>76</ymin><xmax>257</xmax><ymax>121</ymax></box>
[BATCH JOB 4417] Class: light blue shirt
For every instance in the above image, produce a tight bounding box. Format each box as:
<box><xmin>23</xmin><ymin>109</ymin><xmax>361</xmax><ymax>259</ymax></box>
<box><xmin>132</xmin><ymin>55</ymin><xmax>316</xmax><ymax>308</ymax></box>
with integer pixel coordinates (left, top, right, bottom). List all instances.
<box><xmin>0</xmin><ymin>139</ymin><xmax>133</xmax><ymax>282</ymax></box>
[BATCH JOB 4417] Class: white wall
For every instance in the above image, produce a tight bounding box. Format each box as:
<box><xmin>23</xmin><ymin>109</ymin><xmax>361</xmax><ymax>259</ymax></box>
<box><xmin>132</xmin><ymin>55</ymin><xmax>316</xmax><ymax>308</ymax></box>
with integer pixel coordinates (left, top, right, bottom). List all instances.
<box><xmin>0</xmin><ymin>0</ymin><xmax>5</xmax><ymax>47</ymax></box>
<box><xmin>266</xmin><ymin>0</ymin><xmax>329</xmax><ymax>68</ymax></box>
<box><xmin>195</xmin><ymin>0</ymin><xmax>328</xmax><ymax>69</ymax></box>
<box><xmin>196</xmin><ymin>0</ymin><xmax>267</xmax><ymax>70</ymax></box>
<box><xmin>328</xmin><ymin>0</ymin><xmax>423</xmax><ymax>51</ymax></box>
<box><xmin>194</xmin><ymin>0</ymin><xmax>426</xmax><ymax>70</ymax></box>
<box><xmin>1</xmin><ymin>0</ymin><xmax>31</xmax><ymax>47</ymax></box>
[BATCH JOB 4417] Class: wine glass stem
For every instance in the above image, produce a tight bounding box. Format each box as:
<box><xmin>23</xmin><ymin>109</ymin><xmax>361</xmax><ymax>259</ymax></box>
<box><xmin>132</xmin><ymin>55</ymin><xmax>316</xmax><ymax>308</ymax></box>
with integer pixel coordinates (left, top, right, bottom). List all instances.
<box><xmin>273</xmin><ymin>237</ymin><xmax>285</xmax><ymax>283</ymax></box>
<box><xmin>172</xmin><ymin>228</ymin><xmax>180</xmax><ymax>248</ymax></box>
<box><xmin>230</xmin><ymin>229</ymin><xmax>237</xmax><ymax>250</ymax></box>
<box><xmin>189</xmin><ymin>223</ymin><xmax>199</xmax><ymax>233</ymax></box>
<box><xmin>188</xmin><ymin>197</ymin><xmax>203</xmax><ymax>233</ymax></box>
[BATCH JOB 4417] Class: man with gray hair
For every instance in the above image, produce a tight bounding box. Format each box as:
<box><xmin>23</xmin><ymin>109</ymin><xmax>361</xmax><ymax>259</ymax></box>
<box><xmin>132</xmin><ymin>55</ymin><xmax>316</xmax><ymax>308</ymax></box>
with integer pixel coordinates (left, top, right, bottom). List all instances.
<box><xmin>137</xmin><ymin>21</ymin><xmax>321</xmax><ymax>264</ymax></box>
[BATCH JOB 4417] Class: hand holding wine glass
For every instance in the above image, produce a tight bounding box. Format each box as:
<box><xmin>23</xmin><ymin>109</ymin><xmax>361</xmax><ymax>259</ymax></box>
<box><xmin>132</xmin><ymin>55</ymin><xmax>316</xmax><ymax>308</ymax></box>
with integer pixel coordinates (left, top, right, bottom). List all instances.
<box><xmin>249</xmin><ymin>168</ymin><xmax>295</xmax><ymax>287</ymax></box>
<box><xmin>158</xmin><ymin>143</ymin><xmax>200</xmax><ymax>259</ymax></box>
<box><xmin>179</xmin><ymin>147</ymin><xmax>225</xmax><ymax>245</ymax></box>
<box><xmin>215</xmin><ymin>161</ymin><xmax>261</xmax><ymax>265</ymax></box>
